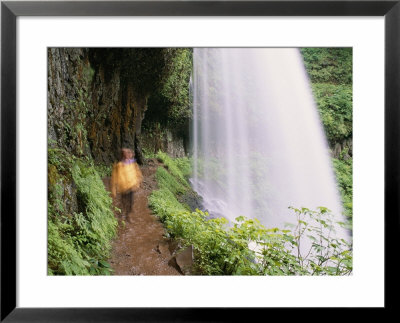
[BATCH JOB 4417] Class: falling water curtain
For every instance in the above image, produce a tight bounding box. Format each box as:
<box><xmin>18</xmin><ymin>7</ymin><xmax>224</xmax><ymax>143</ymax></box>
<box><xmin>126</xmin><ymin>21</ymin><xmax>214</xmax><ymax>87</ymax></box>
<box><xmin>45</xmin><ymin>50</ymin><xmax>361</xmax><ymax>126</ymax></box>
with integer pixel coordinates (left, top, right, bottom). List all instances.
<box><xmin>1</xmin><ymin>0</ymin><xmax>399</xmax><ymax>321</ymax></box>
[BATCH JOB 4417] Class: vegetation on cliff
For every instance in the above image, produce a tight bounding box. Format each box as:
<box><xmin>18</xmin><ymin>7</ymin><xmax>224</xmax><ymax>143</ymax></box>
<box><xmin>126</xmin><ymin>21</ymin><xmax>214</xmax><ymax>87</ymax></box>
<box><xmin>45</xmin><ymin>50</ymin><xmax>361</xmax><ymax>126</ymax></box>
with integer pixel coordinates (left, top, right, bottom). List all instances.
<box><xmin>48</xmin><ymin>147</ymin><xmax>118</xmax><ymax>275</ymax></box>
<box><xmin>301</xmin><ymin>48</ymin><xmax>352</xmax><ymax>150</ymax></box>
<box><xmin>141</xmin><ymin>48</ymin><xmax>193</xmax><ymax>155</ymax></box>
<box><xmin>144</xmin><ymin>48</ymin><xmax>193</xmax><ymax>134</ymax></box>
<box><xmin>332</xmin><ymin>153</ymin><xmax>353</xmax><ymax>220</ymax></box>
<box><xmin>301</xmin><ymin>48</ymin><xmax>353</xmax><ymax>221</ymax></box>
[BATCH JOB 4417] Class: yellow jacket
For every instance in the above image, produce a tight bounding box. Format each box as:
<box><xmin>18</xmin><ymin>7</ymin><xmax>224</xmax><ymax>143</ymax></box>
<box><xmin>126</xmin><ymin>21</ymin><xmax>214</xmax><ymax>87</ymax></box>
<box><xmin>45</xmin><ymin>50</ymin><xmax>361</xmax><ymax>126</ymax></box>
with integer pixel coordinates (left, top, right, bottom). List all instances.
<box><xmin>111</xmin><ymin>160</ymin><xmax>143</xmax><ymax>197</ymax></box>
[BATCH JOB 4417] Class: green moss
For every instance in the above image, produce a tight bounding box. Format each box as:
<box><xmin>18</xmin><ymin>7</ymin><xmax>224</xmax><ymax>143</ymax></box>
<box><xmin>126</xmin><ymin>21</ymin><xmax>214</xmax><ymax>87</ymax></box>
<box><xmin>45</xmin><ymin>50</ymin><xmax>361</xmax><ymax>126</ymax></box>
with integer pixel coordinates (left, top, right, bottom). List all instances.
<box><xmin>48</xmin><ymin>164</ymin><xmax>60</xmax><ymax>188</ymax></box>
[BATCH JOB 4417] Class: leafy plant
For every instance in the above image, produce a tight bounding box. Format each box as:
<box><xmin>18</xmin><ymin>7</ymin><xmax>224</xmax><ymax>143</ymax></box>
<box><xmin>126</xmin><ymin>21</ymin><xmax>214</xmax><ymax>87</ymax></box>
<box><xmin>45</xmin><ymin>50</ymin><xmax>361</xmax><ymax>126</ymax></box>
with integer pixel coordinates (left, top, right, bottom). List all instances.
<box><xmin>48</xmin><ymin>147</ymin><xmax>118</xmax><ymax>275</ymax></box>
<box><xmin>149</xmin><ymin>155</ymin><xmax>352</xmax><ymax>276</ymax></box>
<box><xmin>93</xmin><ymin>163</ymin><xmax>112</xmax><ymax>178</ymax></box>
<box><xmin>285</xmin><ymin>207</ymin><xmax>352</xmax><ymax>275</ymax></box>
<box><xmin>143</xmin><ymin>48</ymin><xmax>193</xmax><ymax>136</ymax></box>
<box><xmin>311</xmin><ymin>83</ymin><xmax>352</xmax><ymax>146</ymax></box>
<box><xmin>332</xmin><ymin>154</ymin><xmax>353</xmax><ymax>221</ymax></box>
<box><xmin>301</xmin><ymin>48</ymin><xmax>352</xmax><ymax>147</ymax></box>
<box><xmin>156</xmin><ymin>151</ymin><xmax>191</xmax><ymax>186</ymax></box>
<box><xmin>301</xmin><ymin>48</ymin><xmax>352</xmax><ymax>85</ymax></box>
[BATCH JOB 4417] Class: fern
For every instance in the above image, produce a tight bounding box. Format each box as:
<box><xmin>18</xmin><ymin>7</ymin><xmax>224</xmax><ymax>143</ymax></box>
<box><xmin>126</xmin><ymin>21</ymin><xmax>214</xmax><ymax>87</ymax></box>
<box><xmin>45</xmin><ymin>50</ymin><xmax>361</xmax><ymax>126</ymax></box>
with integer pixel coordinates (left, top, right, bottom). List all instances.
<box><xmin>48</xmin><ymin>148</ymin><xmax>118</xmax><ymax>275</ymax></box>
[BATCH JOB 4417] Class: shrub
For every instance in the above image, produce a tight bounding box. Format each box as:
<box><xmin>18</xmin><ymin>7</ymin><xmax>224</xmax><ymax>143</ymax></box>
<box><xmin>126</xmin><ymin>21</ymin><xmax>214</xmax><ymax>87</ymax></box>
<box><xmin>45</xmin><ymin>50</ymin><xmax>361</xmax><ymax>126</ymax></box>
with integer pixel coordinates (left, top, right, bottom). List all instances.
<box><xmin>149</xmin><ymin>155</ymin><xmax>353</xmax><ymax>276</ymax></box>
<box><xmin>311</xmin><ymin>83</ymin><xmax>352</xmax><ymax>146</ymax></box>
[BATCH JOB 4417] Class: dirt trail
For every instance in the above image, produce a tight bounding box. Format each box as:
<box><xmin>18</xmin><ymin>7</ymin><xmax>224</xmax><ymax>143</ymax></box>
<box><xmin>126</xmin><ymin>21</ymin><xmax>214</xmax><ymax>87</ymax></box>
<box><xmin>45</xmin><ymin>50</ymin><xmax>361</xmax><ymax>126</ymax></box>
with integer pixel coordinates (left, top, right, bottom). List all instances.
<box><xmin>103</xmin><ymin>159</ymin><xmax>182</xmax><ymax>276</ymax></box>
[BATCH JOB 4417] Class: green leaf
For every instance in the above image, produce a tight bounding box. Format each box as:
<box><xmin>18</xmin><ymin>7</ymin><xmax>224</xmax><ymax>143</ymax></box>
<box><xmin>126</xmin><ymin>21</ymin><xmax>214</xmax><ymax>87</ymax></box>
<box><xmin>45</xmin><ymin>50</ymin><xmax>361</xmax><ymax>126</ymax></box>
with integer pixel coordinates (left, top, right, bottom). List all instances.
<box><xmin>99</xmin><ymin>260</ymin><xmax>111</xmax><ymax>268</ymax></box>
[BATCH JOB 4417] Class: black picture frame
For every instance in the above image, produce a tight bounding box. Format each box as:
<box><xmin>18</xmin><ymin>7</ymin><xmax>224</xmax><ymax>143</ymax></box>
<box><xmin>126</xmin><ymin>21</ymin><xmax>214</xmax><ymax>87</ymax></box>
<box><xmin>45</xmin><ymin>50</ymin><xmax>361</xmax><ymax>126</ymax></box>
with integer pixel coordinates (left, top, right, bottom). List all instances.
<box><xmin>1</xmin><ymin>0</ymin><xmax>398</xmax><ymax>321</ymax></box>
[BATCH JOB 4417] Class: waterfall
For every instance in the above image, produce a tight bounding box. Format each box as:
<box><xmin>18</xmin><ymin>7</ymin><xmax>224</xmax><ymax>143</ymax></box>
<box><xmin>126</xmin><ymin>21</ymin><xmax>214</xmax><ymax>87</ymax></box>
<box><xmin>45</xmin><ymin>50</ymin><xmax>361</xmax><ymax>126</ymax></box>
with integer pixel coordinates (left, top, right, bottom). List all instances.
<box><xmin>190</xmin><ymin>48</ymin><xmax>346</xmax><ymax>232</ymax></box>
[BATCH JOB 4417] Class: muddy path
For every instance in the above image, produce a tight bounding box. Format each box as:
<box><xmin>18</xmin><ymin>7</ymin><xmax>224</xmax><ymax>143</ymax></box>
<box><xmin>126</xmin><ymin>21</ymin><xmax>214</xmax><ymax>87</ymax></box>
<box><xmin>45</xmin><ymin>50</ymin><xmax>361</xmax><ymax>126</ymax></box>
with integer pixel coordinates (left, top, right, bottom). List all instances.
<box><xmin>103</xmin><ymin>159</ymin><xmax>182</xmax><ymax>276</ymax></box>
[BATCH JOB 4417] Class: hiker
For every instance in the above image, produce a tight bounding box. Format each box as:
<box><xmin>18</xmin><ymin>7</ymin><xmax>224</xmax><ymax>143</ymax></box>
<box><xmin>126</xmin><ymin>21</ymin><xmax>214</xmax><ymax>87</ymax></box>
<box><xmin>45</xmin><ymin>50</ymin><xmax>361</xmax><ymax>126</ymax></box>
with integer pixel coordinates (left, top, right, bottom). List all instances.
<box><xmin>111</xmin><ymin>148</ymin><xmax>143</xmax><ymax>222</ymax></box>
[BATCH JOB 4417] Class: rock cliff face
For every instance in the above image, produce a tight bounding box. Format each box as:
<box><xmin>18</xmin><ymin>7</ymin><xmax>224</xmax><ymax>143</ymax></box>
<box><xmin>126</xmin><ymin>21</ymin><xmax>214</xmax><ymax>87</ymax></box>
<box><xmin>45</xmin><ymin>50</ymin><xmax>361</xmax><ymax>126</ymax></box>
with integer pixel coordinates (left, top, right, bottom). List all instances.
<box><xmin>87</xmin><ymin>53</ymin><xmax>147</xmax><ymax>164</ymax></box>
<box><xmin>48</xmin><ymin>48</ymin><xmax>91</xmax><ymax>157</ymax></box>
<box><xmin>332</xmin><ymin>138</ymin><xmax>352</xmax><ymax>159</ymax></box>
<box><xmin>47</xmin><ymin>48</ymin><xmax>188</xmax><ymax>165</ymax></box>
<box><xmin>140</xmin><ymin>129</ymin><xmax>187</xmax><ymax>158</ymax></box>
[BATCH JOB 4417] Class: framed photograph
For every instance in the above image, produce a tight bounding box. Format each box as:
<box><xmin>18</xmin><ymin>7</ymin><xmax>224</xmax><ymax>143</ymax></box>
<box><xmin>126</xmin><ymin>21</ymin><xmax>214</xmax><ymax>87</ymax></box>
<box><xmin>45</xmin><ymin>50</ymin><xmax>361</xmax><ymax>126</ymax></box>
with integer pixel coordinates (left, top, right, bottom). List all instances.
<box><xmin>1</xmin><ymin>0</ymin><xmax>398</xmax><ymax>321</ymax></box>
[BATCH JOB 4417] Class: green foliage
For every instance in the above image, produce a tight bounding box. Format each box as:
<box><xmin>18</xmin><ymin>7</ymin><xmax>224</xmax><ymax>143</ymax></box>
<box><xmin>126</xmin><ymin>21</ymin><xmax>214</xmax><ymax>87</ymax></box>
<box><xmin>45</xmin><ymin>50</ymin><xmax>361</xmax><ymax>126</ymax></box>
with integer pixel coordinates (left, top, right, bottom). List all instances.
<box><xmin>142</xmin><ymin>148</ymin><xmax>156</xmax><ymax>159</ymax></box>
<box><xmin>286</xmin><ymin>207</ymin><xmax>352</xmax><ymax>275</ymax></box>
<box><xmin>156</xmin><ymin>151</ymin><xmax>191</xmax><ymax>186</ymax></box>
<box><xmin>311</xmin><ymin>83</ymin><xmax>352</xmax><ymax>145</ymax></box>
<box><xmin>332</xmin><ymin>154</ymin><xmax>353</xmax><ymax>221</ymax></box>
<box><xmin>148</xmin><ymin>154</ymin><xmax>193</xmax><ymax>221</ymax></box>
<box><xmin>90</xmin><ymin>48</ymin><xmax>191</xmax><ymax>113</ymax></box>
<box><xmin>148</xmin><ymin>188</ymin><xmax>188</xmax><ymax>222</ymax></box>
<box><xmin>300</xmin><ymin>48</ymin><xmax>352</xmax><ymax>85</ymax></box>
<box><xmin>48</xmin><ymin>148</ymin><xmax>118</xmax><ymax>275</ymax></box>
<box><xmin>149</xmin><ymin>155</ymin><xmax>352</xmax><ymax>276</ymax></box>
<box><xmin>301</xmin><ymin>48</ymin><xmax>353</xmax><ymax>229</ymax></box>
<box><xmin>156</xmin><ymin>205</ymin><xmax>352</xmax><ymax>276</ymax></box>
<box><xmin>160</xmin><ymin>48</ymin><xmax>193</xmax><ymax>125</ymax></box>
<box><xmin>48</xmin><ymin>219</ymin><xmax>91</xmax><ymax>275</ymax></box>
<box><xmin>165</xmin><ymin>211</ymin><xmax>258</xmax><ymax>275</ymax></box>
<box><xmin>58</xmin><ymin>88</ymin><xmax>91</xmax><ymax>156</ymax></box>
<box><xmin>173</xmin><ymin>156</ymin><xmax>192</xmax><ymax>178</ymax></box>
<box><xmin>143</xmin><ymin>48</ymin><xmax>193</xmax><ymax>136</ymax></box>
<box><xmin>301</xmin><ymin>48</ymin><xmax>352</xmax><ymax>147</ymax></box>
<box><xmin>48</xmin><ymin>147</ymin><xmax>76</xmax><ymax>177</ymax></box>
<box><xmin>93</xmin><ymin>163</ymin><xmax>112</xmax><ymax>178</ymax></box>
<box><xmin>155</xmin><ymin>167</ymin><xmax>188</xmax><ymax>196</ymax></box>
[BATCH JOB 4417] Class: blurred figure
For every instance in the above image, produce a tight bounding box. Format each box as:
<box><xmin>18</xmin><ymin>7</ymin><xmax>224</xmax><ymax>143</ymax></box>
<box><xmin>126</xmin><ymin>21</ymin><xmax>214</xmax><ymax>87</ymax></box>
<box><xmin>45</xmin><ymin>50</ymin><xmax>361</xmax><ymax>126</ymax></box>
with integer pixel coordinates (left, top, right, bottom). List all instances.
<box><xmin>111</xmin><ymin>148</ymin><xmax>143</xmax><ymax>222</ymax></box>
